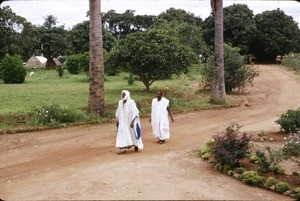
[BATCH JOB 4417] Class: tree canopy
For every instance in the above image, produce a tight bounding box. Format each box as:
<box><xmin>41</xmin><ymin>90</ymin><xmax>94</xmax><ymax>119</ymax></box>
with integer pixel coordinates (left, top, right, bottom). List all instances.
<box><xmin>252</xmin><ymin>9</ymin><xmax>300</xmax><ymax>62</ymax></box>
<box><xmin>106</xmin><ymin>28</ymin><xmax>195</xmax><ymax>90</ymax></box>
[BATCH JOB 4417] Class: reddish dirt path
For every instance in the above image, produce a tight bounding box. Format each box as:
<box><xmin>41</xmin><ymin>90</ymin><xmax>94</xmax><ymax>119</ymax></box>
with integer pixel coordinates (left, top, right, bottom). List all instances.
<box><xmin>1</xmin><ymin>65</ymin><xmax>300</xmax><ymax>200</ymax></box>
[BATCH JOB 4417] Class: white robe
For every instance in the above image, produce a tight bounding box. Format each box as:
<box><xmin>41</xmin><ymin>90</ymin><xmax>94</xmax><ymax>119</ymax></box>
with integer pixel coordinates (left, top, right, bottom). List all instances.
<box><xmin>151</xmin><ymin>97</ymin><xmax>170</xmax><ymax>140</ymax></box>
<box><xmin>115</xmin><ymin>99</ymin><xmax>143</xmax><ymax>149</ymax></box>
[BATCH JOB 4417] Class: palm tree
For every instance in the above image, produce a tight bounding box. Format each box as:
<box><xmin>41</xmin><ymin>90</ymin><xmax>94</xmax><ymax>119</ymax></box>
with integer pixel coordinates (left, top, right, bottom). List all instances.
<box><xmin>88</xmin><ymin>0</ymin><xmax>105</xmax><ymax>115</ymax></box>
<box><xmin>210</xmin><ymin>0</ymin><xmax>226</xmax><ymax>103</ymax></box>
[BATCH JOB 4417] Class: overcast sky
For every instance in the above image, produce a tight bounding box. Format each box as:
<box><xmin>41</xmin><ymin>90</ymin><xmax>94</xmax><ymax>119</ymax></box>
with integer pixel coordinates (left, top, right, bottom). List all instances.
<box><xmin>2</xmin><ymin>0</ymin><xmax>300</xmax><ymax>29</ymax></box>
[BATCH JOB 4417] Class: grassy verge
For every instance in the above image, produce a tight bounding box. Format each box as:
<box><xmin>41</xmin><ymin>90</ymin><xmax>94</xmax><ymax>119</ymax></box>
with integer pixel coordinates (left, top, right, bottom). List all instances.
<box><xmin>0</xmin><ymin>64</ymin><xmax>237</xmax><ymax>132</ymax></box>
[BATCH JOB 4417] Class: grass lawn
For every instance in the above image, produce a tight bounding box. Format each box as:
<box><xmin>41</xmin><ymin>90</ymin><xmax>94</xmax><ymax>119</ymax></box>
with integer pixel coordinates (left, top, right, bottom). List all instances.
<box><xmin>0</xmin><ymin>65</ymin><xmax>237</xmax><ymax>131</ymax></box>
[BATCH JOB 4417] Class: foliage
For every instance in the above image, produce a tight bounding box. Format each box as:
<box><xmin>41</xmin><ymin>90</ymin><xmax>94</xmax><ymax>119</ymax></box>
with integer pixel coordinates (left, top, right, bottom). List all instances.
<box><xmin>56</xmin><ymin>66</ymin><xmax>64</xmax><ymax>77</ymax></box>
<box><xmin>106</xmin><ymin>28</ymin><xmax>195</xmax><ymax>90</ymax></box>
<box><xmin>199</xmin><ymin>139</ymin><xmax>213</xmax><ymax>161</ymax></box>
<box><xmin>264</xmin><ymin>177</ymin><xmax>277</xmax><ymax>188</ymax></box>
<box><xmin>235</xmin><ymin>167</ymin><xmax>246</xmax><ymax>174</ymax></box>
<box><xmin>253</xmin><ymin>9</ymin><xmax>300</xmax><ymax>62</ymax></box>
<box><xmin>0</xmin><ymin>54</ymin><xmax>26</xmax><ymax>84</ymax></box>
<box><xmin>270</xmin><ymin>165</ymin><xmax>285</xmax><ymax>175</ymax></box>
<box><xmin>66</xmin><ymin>52</ymin><xmax>89</xmax><ymax>74</ymax></box>
<box><xmin>210</xmin><ymin>123</ymin><xmax>251</xmax><ymax>167</ymax></box>
<box><xmin>201</xmin><ymin>44</ymin><xmax>259</xmax><ymax>93</ymax></box>
<box><xmin>293</xmin><ymin>187</ymin><xmax>300</xmax><ymax>201</ymax></box>
<box><xmin>37</xmin><ymin>15</ymin><xmax>68</xmax><ymax>69</ymax></box>
<box><xmin>0</xmin><ymin>6</ymin><xmax>32</xmax><ymax>60</ymax></box>
<box><xmin>152</xmin><ymin>19</ymin><xmax>208</xmax><ymax>62</ymax></box>
<box><xmin>67</xmin><ymin>20</ymin><xmax>117</xmax><ymax>54</ymax></box>
<box><xmin>241</xmin><ymin>171</ymin><xmax>264</xmax><ymax>186</ymax></box>
<box><xmin>282</xmin><ymin>53</ymin><xmax>300</xmax><ymax>72</ymax></box>
<box><xmin>275</xmin><ymin>108</ymin><xmax>300</xmax><ymax>133</ymax></box>
<box><xmin>102</xmin><ymin>9</ymin><xmax>155</xmax><ymax>39</ymax></box>
<box><xmin>274</xmin><ymin>182</ymin><xmax>290</xmax><ymax>194</ymax></box>
<box><xmin>253</xmin><ymin>147</ymin><xmax>284</xmax><ymax>173</ymax></box>
<box><xmin>281</xmin><ymin>133</ymin><xmax>300</xmax><ymax>157</ymax></box>
<box><xmin>31</xmin><ymin>103</ymin><xmax>87</xmax><ymax>126</ymax></box>
<box><xmin>203</xmin><ymin>4</ymin><xmax>256</xmax><ymax>55</ymax></box>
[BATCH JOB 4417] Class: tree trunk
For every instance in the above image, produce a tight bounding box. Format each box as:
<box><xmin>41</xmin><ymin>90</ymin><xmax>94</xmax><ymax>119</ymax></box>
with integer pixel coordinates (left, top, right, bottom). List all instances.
<box><xmin>88</xmin><ymin>0</ymin><xmax>105</xmax><ymax>115</ymax></box>
<box><xmin>45</xmin><ymin>57</ymin><xmax>57</xmax><ymax>70</ymax></box>
<box><xmin>210</xmin><ymin>0</ymin><xmax>226</xmax><ymax>104</ymax></box>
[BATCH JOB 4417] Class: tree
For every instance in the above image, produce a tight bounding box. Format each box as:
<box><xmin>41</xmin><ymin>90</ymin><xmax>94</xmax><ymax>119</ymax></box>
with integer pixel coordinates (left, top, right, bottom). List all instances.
<box><xmin>88</xmin><ymin>0</ymin><xmax>105</xmax><ymax>115</ymax></box>
<box><xmin>0</xmin><ymin>6</ymin><xmax>25</xmax><ymax>60</ymax></box>
<box><xmin>223</xmin><ymin>4</ymin><xmax>256</xmax><ymax>55</ymax></box>
<box><xmin>153</xmin><ymin>8</ymin><xmax>208</xmax><ymax>61</ymax></box>
<box><xmin>155</xmin><ymin>7</ymin><xmax>202</xmax><ymax>26</ymax></box>
<box><xmin>210</xmin><ymin>0</ymin><xmax>226</xmax><ymax>104</ymax></box>
<box><xmin>202</xmin><ymin>44</ymin><xmax>259</xmax><ymax>93</ymax></box>
<box><xmin>102</xmin><ymin>9</ymin><xmax>155</xmax><ymax>39</ymax></box>
<box><xmin>252</xmin><ymin>9</ymin><xmax>300</xmax><ymax>62</ymax></box>
<box><xmin>37</xmin><ymin>15</ymin><xmax>68</xmax><ymax>69</ymax></box>
<box><xmin>203</xmin><ymin>4</ymin><xmax>256</xmax><ymax>56</ymax></box>
<box><xmin>106</xmin><ymin>29</ymin><xmax>194</xmax><ymax>91</ymax></box>
<box><xmin>67</xmin><ymin>20</ymin><xmax>117</xmax><ymax>55</ymax></box>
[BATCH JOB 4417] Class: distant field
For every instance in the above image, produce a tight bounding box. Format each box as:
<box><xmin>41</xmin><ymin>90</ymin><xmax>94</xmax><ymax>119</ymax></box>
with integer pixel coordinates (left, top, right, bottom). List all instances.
<box><xmin>0</xmin><ymin>65</ymin><xmax>235</xmax><ymax>118</ymax></box>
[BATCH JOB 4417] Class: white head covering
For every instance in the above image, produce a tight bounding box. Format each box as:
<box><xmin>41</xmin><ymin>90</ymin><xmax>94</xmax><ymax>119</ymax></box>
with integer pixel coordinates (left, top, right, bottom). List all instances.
<box><xmin>121</xmin><ymin>90</ymin><xmax>130</xmax><ymax>101</ymax></box>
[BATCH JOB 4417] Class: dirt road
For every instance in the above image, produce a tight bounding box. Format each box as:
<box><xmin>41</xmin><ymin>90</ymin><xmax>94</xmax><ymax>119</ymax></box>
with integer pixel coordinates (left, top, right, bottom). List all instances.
<box><xmin>1</xmin><ymin>65</ymin><xmax>300</xmax><ymax>200</ymax></box>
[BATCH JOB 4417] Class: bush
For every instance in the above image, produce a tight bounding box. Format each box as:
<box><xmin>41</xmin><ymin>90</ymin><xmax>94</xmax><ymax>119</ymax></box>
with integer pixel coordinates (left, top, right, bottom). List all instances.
<box><xmin>274</xmin><ymin>182</ymin><xmax>290</xmax><ymax>194</ymax></box>
<box><xmin>57</xmin><ymin>66</ymin><xmax>64</xmax><ymax>77</ymax></box>
<box><xmin>264</xmin><ymin>177</ymin><xmax>277</xmax><ymax>188</ymax></box>
<box><xmin>275</xmin><ymin>108</ymin><xmax>300</xmax><ymax>133</ymax></box>
<box><xmin>282</xmin><ymin>133</ymin><xmax>300</xmax><ymax>157</ymax></box>
<box><xmin>0</xmin><ymin>54</ymin><xmax>26</xmax><ymax>84</ymax></box>
<box><xmin>254</xmin><ymin>147</ymin><xmax>284</xmax><ymax>173</ymax></box>
<box><xmin>282</xmin><ymin>53</ymin><xmax>300</xmax><ymax>72</ymax></box>
<box><xmin>31</xmin><ymin>104</ymin><xmax>87</xmax><ymax>126</ymax></box>
<box><xmin>271</xmin><ymin>165</ymin><xmax>285</xmax><ymax>175</ymax></box>
<box><xmin>235</xmin><ymin>167</ymin><xmax>246</xmax><ymax>174</ymax></box>
<box><xmin>66</xmin><ymin>52</ymin><xmax>89</xmax><ymax>74</ymax></box>
<box><xmin>293</xmin><ymin>187</ymin><xmax>300</xmax><ymax>201</ymax></box>
<box><xmin>210</xmin><ymin>123</ymin><xmax>251</xmax><ymax>167</ymax></box>
<box><xmin>242</xmin><ymin>171</ymin><xmax>264</xmax><ymax>186</ymax></box>
<box><xmin>199</xmin><ymin>139</ymin><xmax>212</xmax><ymax>161</ymax></box>
<box><xmin>201</xmin><ymin>44</ymin><xmax>259</xmax><ymax>93</ymax></box>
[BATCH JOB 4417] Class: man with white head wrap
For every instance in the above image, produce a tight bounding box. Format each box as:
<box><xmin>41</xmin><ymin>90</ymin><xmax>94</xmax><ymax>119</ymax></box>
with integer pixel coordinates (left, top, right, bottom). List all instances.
<box><xmin>115</xmin><ymin>90</ymin><xmax>143</xmax><ymax>154</ymax></box>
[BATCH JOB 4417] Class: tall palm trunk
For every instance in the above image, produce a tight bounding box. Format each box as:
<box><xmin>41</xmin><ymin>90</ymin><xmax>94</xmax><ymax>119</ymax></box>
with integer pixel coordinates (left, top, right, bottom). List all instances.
<box><xmin>210</xmin><ymin>0</ymin><xmax>226</xmax><ymax>104</ymax></box>
<box><xmin>88</xmin><ymin>0</ymin><xmax>105</xmax><ymax>115</ymax></box>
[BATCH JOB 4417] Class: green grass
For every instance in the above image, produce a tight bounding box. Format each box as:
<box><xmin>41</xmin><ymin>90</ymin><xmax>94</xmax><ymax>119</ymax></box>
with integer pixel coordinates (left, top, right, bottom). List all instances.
<box><xmin>0</xmin><ymin>65</ymin><xmax>237</xmax><ymax>131</ymax></box>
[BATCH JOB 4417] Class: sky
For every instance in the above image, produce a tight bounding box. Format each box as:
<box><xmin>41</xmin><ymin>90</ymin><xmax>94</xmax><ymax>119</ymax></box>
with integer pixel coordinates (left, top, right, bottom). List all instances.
<box><xmin>2</xmin><ymin>0</ymin><xmax>300</xmax><ymax>29</ymax></box>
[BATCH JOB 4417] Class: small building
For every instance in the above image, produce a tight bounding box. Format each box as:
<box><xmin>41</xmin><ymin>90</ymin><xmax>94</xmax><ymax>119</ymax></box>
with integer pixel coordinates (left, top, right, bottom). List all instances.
<box><xmin>25</xmin><ymin>55</ymin><xmax>47</xmax><ymax>68</ymax></box>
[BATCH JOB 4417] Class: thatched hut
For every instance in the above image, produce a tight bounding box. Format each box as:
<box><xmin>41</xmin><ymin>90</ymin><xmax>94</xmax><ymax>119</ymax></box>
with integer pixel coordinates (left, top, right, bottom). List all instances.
<box><xmin>25</xmin><ymin>55</ymin><xmax>47</xmax><ymax>68</ymax></box>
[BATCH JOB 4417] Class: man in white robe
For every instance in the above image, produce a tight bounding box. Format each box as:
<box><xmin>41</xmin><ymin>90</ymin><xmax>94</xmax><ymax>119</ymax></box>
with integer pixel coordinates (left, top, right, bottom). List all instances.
<box><xmin>150</xmin><ymin>90</ymin><xmax>174</xmax><ymax>144</ymax></box>
<box><xmin>115</xmin><ymin>90</ymin><xmax>143</xmax><ymax>154</ymax></box>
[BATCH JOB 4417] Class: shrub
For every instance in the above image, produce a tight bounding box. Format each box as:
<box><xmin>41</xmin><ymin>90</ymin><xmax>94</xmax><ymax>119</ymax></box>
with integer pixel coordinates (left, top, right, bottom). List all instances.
<box><xmin>31</xmin><ymin>104</ymin><xmax>87</xmax><ymax>126</ymax></box>
<box><xmin>254</xmin><ymin>147</ymin><xmax>284</xmax><ymax>173</ymax></box>
<box><xmin>264</xmin><ymin>177</ymin><xmax>277</xmax><ymax>188</ymax></box>
<box><xmin>201</xmin><ymin>44</ymin><xmax>259</xmax><ymax>93</ymax></box>
<box><xmin>293</xmin><ymin>187</ymin><xmax>300</xmax><ymax>201</ymax></box>
<box><xmin>210</xmin><ymin>123</ymin><xmax>251</xmax><ymax>167</ymax></box>
<box><xmin>275</xmin><ymin>108</ymin><xmax>300</xmax><ymax>133</ymax></box>
<box><xmin>271</xmin><ymin>165</ymin><xmax>285</xmax><ymax>175</ymax></box>
<box><xmin>0</xmin><ymin>54</ymin><xmax>26</xmax><ymax>84</ymax></box>
<box><xmin>57</xmin><ymin>66</ymin><xmax>64</xmax><ymax>77</ymax></box>
<box><xmin>66</xmin><ymin>52</ymin><xmax>89</xmax><ymax>74</ymax></box>
<box><xmin>199</xmin><ymin>139</ymin><xmax>212</xmax><ymax>160</ymax></box>
<box><xmin>241</xmin><ymin>171</ymin><xmax>264</xmax><ymax>186</ymax></box>
<box><xmin>282</xmin><ymin>53</ymin><xmax>300</xmax><ymax>72</ymax></box>
<box><xmin>235</xmin><ymin>167</ymin><xmax>246</xmax><ymax>174</ymax></box>
<box><xmin>282</xmin><ymin>133</ymin><xmax>300</xmax><ymax>157</ymax></box>
<box><xmin>274</xmin><ymin>182</ymin><xmax>290</xmax><ymax>194</ymax></box>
